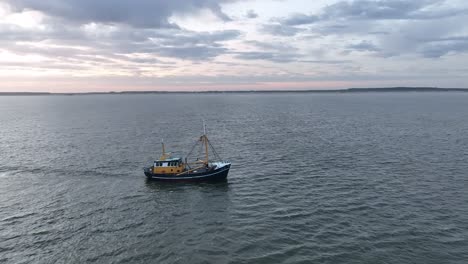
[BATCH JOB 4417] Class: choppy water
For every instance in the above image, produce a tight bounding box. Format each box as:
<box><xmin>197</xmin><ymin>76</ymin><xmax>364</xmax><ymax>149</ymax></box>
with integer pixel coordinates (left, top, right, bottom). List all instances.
<box><xmin>1</xmin><ymin>93</ymin><xmax>468</xmax><ymax>264</ymax></box>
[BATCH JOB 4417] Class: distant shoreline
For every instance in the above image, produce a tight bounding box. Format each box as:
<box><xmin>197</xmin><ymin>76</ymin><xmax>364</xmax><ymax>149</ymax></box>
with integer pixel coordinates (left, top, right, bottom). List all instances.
<box><xmin>1</xmin><ymin>87</ymin><xmax>468</xmax><ymax>96</ymax></box>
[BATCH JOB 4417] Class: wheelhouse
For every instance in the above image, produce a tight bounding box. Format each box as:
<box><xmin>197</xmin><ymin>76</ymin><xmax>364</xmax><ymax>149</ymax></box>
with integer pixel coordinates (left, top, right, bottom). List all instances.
<box><xmin>152</xmin><ymin>157</ymin><xmax>185</xmax><ymax>174</ymax></box>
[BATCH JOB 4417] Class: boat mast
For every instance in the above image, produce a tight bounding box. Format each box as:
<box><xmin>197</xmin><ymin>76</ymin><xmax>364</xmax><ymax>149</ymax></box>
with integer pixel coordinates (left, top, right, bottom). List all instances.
<box><xmin>161</xmin><ymin>139</ymin><xmax>166</xmax><ymax>159</ymax></box>
<box><xmin>203</xmin><ymin>120</ymin><xmax>209</xmax><ymax>164</ymax></box>
<box><xmin>203</xmin><ymin>119</ymin><xmax>207</xmax><ymax>135</ymax></box>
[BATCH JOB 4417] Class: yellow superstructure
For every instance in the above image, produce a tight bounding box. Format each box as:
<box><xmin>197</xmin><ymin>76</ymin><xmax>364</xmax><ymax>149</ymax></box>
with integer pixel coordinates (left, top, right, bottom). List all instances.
<box><xmin>152</xmin><ymin>159</ymin><xmax>185</xmax><ymax>174</ymax></box>
<box><xmin>151</xmin><ymin>142</ymin><xmax>186</xmax><ymax>174</ymax></box>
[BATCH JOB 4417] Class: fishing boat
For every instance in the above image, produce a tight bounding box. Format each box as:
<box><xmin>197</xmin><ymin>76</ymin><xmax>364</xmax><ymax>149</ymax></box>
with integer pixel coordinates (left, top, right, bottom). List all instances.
<box><xmin>144</xmin><ymin>125</ymin><xmax>231</xmax><ymax>181</ymax></box>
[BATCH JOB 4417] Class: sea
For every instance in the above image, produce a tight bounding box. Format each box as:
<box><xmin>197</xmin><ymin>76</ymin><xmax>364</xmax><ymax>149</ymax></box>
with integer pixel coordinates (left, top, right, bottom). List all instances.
<box><xmin>1</xmin><ymin>92</ymin><xmax>467</xmax><ymax>263</ymax></box>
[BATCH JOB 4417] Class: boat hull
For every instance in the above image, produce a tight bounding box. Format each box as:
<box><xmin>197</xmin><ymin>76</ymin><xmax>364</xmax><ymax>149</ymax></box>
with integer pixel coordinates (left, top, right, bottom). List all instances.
<box><xmin>144</xmin><ymin>164</ymin><xmax>230</xmax><ymax>182</ymax></box>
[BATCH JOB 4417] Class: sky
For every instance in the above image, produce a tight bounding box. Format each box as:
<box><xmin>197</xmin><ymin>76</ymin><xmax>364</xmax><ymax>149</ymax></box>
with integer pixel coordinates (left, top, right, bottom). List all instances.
<box><xmin>0</xmin><ymin>0</ymin><xmax>467</xmax><ymax>92</ymax></box>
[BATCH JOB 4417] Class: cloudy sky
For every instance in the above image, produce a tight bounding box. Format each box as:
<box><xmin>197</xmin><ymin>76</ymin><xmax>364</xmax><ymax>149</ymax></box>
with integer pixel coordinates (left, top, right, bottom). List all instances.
<box><xmin>1</xmin><ymin>0</ymin><xmax>467</xmax><ymax>92</ymax></box>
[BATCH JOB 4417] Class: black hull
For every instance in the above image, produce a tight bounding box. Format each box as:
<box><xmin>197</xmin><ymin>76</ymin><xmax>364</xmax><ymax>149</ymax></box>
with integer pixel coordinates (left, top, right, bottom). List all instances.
<box><xmin>144</xmin><ymin>164</ymin><xmax>230</xmax><ymax>182</ymax></box>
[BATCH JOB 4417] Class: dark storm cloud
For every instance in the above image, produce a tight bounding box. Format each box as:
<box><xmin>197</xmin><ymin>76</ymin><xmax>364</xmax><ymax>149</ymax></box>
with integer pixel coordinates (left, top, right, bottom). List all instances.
<box><xmin>5</xmin><ymin>0</ymin><xmax>237</xmax><ymax>28</ymax></box>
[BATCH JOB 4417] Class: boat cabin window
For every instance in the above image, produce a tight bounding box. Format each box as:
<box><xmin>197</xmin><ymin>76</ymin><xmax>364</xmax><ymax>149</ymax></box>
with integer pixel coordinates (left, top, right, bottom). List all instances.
<box><xmin>155</xmin><ymin>161</ymin><xmax>181</xmax><ymax>167</ymax></box>
<box><xmin>167</xmin><ymin>161</ymin><xmax>180</xmax><ymax>167</ymax></box>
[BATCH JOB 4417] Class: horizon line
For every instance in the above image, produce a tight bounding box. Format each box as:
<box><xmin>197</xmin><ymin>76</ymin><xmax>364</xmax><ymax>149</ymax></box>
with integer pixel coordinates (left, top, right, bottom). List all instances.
<box><xmin>1</xmin><ymin>87</ymin><xmax>468</xmax><ymax>95</ymax></box>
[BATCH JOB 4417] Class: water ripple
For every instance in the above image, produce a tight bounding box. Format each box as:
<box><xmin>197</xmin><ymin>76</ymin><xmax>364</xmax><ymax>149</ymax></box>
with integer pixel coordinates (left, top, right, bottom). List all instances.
<box><xmin>1</xmin><ymin>94</ymin><xmax>468</xmax><ymax>263</ymax></box>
